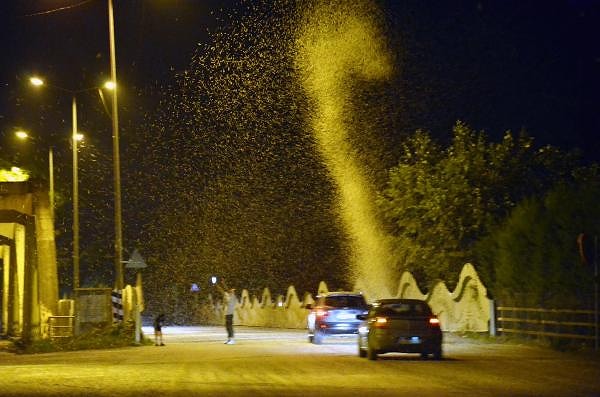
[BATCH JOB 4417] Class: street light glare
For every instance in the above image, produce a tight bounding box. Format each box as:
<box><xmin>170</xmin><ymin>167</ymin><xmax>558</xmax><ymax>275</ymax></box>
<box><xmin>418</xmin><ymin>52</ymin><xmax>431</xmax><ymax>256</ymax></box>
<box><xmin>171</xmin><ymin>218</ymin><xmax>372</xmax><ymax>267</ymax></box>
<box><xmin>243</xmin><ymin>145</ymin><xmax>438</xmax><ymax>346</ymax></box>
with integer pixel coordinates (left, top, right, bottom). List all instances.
<box><xmin>104</xmin><ymin>81</ymin><xmax>116</xmax><ymax>90</ymax></box>
<box><xmin>73</xmin><ymin>133</ymin><xmax>84</xmax><ymax>142</ymax></box>
<box><xmin>15</xmin><ymin>130</ymin><xmax>29</xmax><ymax>139</ymax></box>
<box><xmin>29</xmin><ymin>77</ymin><xmax>44</xmax><ymax>86</ymax></box>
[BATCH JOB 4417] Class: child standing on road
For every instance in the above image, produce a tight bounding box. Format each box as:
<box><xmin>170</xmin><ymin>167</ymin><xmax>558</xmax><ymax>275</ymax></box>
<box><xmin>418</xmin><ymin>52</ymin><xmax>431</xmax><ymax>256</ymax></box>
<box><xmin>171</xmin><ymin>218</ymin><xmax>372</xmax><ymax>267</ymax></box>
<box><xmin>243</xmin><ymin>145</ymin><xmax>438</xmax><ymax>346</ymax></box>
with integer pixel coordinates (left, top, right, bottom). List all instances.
<box><xmin>154</xmin><ymin>313</ymin><xmax>166</xmax><ymax>346</ymax></box>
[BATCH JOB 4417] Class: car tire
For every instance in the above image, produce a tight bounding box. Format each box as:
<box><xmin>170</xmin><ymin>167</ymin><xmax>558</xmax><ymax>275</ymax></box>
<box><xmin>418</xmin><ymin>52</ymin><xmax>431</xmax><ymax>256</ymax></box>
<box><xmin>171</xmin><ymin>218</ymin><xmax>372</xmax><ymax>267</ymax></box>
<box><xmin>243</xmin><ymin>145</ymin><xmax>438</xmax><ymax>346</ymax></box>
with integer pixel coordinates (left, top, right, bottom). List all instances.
<box><xmin>367</xmin><ymin>340</ymin><xmax>377</xmax><ymax>360</ymax></box>
<box><xmin>358</xmin><ymin>345</ymin><xmax>367</xmax><ymax>358</ymax></box>
<box><xmin>308</xmin><ymin>335</ymin><xmax>314</xmax><ymax>343</ymax></box>
<box><xmin>432</xmin><ymin>347</ymin><xmax>443</xmax><ymax>360</ymax></box>
<box><xmin>420</xmin><ymin>351</ymin><xmax>429</xmax><ymax>360</ymax></box>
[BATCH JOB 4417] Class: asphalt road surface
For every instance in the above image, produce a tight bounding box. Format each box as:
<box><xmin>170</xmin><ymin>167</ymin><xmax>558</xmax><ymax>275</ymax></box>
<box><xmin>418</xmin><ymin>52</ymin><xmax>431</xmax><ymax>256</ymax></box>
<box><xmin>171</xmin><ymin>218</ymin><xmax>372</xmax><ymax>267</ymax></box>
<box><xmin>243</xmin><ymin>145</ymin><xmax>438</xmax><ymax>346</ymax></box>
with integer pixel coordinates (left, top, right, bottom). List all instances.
<box><xmin>0</xmin><ymin>326</ymin><xmax>599</xmax><ymax>396</ymax></box>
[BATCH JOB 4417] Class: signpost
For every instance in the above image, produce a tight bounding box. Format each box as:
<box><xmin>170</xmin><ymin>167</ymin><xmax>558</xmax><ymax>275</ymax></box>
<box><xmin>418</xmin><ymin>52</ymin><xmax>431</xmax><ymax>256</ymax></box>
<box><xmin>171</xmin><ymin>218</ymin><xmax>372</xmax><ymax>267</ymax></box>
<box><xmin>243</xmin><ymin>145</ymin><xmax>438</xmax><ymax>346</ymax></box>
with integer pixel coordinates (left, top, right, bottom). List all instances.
<box><xmin>124</xmin><ymin>249</ymin><xmax>147</xmax><ymax>344</ymax></box>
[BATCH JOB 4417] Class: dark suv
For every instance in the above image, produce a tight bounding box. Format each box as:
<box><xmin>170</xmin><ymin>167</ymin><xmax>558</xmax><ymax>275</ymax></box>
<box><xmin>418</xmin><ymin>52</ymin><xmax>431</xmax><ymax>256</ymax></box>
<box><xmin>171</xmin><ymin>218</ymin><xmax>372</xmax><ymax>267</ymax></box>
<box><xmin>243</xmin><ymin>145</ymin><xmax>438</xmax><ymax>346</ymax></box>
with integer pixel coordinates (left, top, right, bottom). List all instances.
<box><xmin>305</xmin><ymin>292</ymin><xmax>369</xmax><ymax>344</ymax></box>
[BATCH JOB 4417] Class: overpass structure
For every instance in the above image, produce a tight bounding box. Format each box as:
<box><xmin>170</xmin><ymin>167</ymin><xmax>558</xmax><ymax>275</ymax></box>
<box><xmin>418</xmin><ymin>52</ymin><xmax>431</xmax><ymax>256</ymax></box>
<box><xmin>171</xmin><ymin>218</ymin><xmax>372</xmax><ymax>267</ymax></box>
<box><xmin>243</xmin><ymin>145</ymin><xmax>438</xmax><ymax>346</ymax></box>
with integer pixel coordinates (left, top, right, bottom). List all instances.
<box><xmin>0</xmin><ymin>181</ymin><xmax>58</xmax><ymax>341</ymax></box>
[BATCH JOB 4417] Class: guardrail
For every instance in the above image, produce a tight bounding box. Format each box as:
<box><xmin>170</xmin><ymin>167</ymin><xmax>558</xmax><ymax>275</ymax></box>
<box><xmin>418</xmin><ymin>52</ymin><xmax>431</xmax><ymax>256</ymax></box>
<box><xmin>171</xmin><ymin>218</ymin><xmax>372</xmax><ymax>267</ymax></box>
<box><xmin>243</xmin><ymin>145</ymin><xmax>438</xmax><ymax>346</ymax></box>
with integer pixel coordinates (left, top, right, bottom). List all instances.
<box><xmin>48</xmin><ymin>315</ymin><xmax>75</xmax><ymax>339</ymax></box>
<box><xmin>496</xmin><ymin>306</ymin><xmax>597</xmax><ymax>342</ymax></box>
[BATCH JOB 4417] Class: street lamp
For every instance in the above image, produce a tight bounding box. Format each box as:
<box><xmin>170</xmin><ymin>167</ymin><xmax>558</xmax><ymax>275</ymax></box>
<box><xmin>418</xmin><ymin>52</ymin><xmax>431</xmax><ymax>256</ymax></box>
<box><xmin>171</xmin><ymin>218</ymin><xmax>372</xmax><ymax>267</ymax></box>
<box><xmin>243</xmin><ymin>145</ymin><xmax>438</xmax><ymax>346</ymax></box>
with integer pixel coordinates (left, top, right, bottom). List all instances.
<box><xmin>13</xmin><ymin>129</ymin><xmax>57</xmax><ymax>221</ymax></box>
<box><xmin>15</xmin><ymin>130</ymin><xmax>29</xmax><ymax>139</ymax></box>
<box><xmin>29</xmin><ymin>76</ymin><xmax>105</xmax><ymax>291</ymax></box>
<box><xmin>30</xmin><ymin>77</ymin><xmax>44</xmax><ymax>87</ymax></box>
<box><xmin>108</xmin><ymin>0</ymin><xmax>124</xmax><ymax>291</ymax></box>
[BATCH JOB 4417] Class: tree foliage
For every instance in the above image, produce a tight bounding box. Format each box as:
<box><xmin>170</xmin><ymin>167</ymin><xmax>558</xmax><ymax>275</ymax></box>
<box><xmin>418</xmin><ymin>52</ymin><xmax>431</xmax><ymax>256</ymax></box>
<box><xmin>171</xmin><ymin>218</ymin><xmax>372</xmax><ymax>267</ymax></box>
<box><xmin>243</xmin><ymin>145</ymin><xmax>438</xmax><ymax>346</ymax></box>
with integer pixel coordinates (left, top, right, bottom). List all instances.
<box><xmin>377</xmin><ymin>121</ymin><xmax>578</xmax><ymax>289</ymax></box>
<box><xmin>479</xmin><ymin>167</ymin><xmax>600</xmax><ymax>307</ymax></box>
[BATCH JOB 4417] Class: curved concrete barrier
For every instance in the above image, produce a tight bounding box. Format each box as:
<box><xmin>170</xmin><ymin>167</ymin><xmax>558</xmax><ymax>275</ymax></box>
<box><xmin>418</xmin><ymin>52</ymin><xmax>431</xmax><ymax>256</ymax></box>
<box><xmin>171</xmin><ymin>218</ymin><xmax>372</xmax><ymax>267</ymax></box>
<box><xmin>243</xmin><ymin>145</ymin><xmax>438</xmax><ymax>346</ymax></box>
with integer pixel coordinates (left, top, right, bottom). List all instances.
<box><xmin>205</xmin><ymin>263</ymin><xmax>490</xmax><ymax>332</ymax></box>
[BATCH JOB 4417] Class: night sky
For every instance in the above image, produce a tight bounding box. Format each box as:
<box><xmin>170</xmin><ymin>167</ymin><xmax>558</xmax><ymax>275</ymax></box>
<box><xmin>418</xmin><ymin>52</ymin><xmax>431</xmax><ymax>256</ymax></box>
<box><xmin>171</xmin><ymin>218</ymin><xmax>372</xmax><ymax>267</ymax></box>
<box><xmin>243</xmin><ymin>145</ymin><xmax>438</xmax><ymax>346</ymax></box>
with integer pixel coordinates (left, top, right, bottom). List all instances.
<box><xmin>1</xmin><ymin>1</ymin><xmax>235</xmax><ymax>147</ymax></box>
<box><xmin>1</xmin><ymin>0</ymin><xmax>599</xmax><ymax>162</ymax></box>
<box><xmin>1</xmin><ymin>1</ymin><xmax>235</xmax><ymax>87</ymax></box>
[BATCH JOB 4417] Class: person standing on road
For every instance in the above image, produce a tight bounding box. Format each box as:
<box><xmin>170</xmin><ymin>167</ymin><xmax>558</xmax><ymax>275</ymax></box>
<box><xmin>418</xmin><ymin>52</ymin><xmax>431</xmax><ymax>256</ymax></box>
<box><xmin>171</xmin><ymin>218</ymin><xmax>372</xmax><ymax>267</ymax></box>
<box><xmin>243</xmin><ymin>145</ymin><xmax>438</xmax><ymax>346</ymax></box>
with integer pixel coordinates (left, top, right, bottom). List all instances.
<box><xmin>153</xmin><ymin>313</ymin><xmax>166</xmax><ymax>346</ymax></box>
<box><xmin>217</xmin><ymin>282</ymin><xmax>237</xmax><ymax>344</ymax></box>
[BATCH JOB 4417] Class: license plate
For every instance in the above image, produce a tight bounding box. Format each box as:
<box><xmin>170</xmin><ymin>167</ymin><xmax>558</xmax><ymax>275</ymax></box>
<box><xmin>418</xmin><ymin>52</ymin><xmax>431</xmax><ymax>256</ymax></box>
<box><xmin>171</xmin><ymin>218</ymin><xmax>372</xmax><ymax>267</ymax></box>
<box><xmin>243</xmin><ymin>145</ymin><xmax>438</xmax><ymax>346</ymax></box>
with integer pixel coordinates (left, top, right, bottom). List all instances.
<box><xmin>398</xmin><ymin>336</ymin><xmax>420</xmax><ymax>344</ymax></box>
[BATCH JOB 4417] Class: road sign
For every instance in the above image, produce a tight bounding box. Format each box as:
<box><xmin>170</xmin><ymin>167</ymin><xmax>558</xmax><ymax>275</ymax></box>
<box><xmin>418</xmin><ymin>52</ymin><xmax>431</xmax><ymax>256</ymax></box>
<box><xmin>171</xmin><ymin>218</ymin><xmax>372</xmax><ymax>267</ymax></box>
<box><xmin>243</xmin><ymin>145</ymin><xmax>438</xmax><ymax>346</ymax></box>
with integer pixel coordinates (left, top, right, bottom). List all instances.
<box><xmin>124</xmin><ymin>248</ymin><xmax>147</xmax><ymax>269</ymax></box>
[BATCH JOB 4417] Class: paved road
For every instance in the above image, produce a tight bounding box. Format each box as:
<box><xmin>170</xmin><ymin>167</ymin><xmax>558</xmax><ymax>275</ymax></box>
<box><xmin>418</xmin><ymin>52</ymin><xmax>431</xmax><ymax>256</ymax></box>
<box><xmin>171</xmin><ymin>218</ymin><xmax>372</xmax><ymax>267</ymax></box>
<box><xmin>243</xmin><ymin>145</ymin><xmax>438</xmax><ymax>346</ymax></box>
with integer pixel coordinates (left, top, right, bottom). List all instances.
<box><xmin>0</xmin><ymin>326</ymin><xmax>599</xmax><ymax>396</ymax></box>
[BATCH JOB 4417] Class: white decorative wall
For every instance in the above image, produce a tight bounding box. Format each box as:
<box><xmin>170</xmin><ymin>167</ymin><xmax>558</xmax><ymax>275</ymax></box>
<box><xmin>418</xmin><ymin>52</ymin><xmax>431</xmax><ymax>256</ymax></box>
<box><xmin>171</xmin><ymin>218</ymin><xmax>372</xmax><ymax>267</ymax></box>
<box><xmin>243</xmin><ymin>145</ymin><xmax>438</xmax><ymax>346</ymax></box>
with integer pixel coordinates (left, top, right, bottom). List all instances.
<box><xmin>206</xmin><ymin>263</ymin><xmax>491</xmax><ymax>332</ymax></box>
<box><xmin>394</xmin><ymin>263</ymin><xmax>491</xmax><ymax>332</ymax></box>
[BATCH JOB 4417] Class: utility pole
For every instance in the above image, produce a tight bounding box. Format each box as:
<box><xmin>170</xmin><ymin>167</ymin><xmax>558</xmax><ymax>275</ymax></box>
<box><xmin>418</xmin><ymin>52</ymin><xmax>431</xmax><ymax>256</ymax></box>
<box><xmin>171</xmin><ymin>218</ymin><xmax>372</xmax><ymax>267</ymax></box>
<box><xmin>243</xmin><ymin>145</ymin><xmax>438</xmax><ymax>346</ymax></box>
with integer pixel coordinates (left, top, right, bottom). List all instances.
<box><xmin>72</xmin><ymin>95</ymin><xmax>80</xmax><ymax>290</ymax></box>
<box><xmin>595</xmin><ymin>235</ymin><xmax>598</xmax><ymax>351</ymax></box>
<box><xmin>108</xmin><ymin>0</ymin><xmax>124</xmax><ymax>291</ymax></box>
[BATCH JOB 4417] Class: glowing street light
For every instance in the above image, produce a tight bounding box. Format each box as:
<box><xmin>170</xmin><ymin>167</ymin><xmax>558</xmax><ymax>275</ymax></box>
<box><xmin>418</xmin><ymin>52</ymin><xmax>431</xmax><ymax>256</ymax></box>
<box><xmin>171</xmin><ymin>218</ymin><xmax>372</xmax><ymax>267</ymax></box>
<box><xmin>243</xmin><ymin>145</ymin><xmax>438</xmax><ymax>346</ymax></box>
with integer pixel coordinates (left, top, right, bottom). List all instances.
<box><xmin>29</xmin><ymin>76</ymin><xmax>44</xmax><ymax>87</ymax></box>
<box><xmin>25</xmin><ymin>0</ymin><xmax>123</xmax><ymax>292</ymax></box>
<box><xmin>15</xmin><ymin>129</ymin><xmax>29</xmax><ymax>139</ymax></box>
<box><xmin>29</xmin><ymin>76</ymin><xmax>101</xmax><ymax>291</ymax></box>
<box><xmin>14</xmin><ymin>129</ymin><xmax>56</xmax><ymax>221</ymax></box>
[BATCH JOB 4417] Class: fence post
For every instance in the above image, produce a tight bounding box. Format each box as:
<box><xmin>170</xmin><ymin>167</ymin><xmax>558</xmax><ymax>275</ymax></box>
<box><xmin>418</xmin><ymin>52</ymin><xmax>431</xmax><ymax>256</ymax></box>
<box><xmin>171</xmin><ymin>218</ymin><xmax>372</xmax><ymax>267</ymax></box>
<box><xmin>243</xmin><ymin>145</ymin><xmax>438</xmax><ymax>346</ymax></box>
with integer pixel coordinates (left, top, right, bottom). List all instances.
<box><xmin>112</xmin><ymin>289</ymin><xmax>123</xmax><ymax>322</ymax></box>
<box><xmin>489</xmin><ymin>299</ymin><xmax>496</xmax><ymax>337</ymax></box>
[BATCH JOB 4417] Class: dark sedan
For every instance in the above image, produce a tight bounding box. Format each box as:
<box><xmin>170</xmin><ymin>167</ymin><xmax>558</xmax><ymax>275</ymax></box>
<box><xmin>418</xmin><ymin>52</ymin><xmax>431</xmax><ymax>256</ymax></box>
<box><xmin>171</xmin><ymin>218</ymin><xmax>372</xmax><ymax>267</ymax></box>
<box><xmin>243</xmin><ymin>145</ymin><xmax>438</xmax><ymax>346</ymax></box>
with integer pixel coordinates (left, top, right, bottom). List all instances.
<box><xmin>357</xmin><ymin>298</ymin><xmax>443</xmax><ymax>360</ymax></box>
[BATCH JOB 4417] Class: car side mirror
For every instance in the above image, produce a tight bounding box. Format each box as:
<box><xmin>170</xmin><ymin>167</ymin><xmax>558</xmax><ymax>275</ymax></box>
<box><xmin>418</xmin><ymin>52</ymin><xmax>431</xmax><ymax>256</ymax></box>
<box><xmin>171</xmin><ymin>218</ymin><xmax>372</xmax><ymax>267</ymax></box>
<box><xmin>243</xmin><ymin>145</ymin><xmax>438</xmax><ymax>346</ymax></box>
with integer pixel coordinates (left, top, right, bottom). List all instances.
<box><xmin>356</xmin><ymin>314</ymin><xmax>367</xmax><ymax>320</ymax></box>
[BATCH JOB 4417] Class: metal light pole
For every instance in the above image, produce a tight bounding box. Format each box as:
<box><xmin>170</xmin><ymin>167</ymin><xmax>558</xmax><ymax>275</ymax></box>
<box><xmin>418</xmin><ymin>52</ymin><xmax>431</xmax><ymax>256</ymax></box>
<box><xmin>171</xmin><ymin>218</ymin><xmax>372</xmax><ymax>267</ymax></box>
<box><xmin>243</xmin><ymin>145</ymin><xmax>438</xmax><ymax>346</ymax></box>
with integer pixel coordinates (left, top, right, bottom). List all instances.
<box><xmin>594</xmin><ymin>235</ymin><xmax>598</xmax><ymax>351</ymax></box>
<box><xmin>48</xmin><ymin>146</ymin><xmax>54</xmax><ymax>220</ymax></box>
<box><xmin>71</xmin><ymin>94</ymin><xmax>80</xmax><ymax>290</ymax></box>
<box><xmin>29</xmin><ymin>76</ymin><xmax>107</xmax><ymax>292</ymax></box>
<box><xmin>108</xmin><ymin>0</ymin><xmax>124</xmax><ymax>291</ymax></box>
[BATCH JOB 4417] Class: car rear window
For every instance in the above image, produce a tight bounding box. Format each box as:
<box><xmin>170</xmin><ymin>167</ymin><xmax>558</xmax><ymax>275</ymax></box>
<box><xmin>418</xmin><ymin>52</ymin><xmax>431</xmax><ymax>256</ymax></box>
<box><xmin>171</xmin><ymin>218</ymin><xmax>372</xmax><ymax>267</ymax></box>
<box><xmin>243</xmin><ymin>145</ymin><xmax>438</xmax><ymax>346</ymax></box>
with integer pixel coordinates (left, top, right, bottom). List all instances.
<box><xmin>379</xmin><ymin>302</ymin><xmax>432</xmax><ymax>316</ymax></box>
<box><xmin>324</xmin><ymin>295</ymin><xmax>366</xmax><ymax>308</ymax></box>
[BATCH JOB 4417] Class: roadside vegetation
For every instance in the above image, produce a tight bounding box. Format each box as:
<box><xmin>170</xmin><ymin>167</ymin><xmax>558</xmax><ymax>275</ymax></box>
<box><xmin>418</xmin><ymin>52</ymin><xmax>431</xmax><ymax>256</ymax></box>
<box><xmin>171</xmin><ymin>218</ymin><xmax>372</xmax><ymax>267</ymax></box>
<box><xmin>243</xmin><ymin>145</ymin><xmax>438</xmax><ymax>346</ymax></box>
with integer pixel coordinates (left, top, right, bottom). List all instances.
<box><xmin>7</xmin><ymin>321</ymin><xmax>152</xmax><ymax>354</ymax></box>
<box><xmin>377</xmin><ymin>121</ymin><xmax>600</xmax><ymax>309</ymax></box>
<box><xmin>454</xmin><ymin>330</ymin><xmax>599</xmax><ymax>357</ymax></box>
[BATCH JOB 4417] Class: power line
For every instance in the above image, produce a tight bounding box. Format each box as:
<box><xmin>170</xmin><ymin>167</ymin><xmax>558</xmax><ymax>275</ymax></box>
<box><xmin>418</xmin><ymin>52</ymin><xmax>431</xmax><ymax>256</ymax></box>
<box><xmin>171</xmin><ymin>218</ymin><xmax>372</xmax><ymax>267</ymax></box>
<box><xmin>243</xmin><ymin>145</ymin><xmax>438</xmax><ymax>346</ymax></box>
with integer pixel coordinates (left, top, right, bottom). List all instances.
<box><xmin>20</xmin><ymin>0</ymin><xmax>95</xmax><ymax>18</ymax></box>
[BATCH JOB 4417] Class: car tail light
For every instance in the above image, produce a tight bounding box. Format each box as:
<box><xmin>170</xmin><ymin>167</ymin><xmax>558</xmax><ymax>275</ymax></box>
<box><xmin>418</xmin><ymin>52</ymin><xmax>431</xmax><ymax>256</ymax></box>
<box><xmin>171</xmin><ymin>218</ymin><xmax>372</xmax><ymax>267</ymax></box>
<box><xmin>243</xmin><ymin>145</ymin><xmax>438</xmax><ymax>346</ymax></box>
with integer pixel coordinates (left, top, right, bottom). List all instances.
<box><xmin>316</xmin><ymin>309</ymin><xmax>328</xmax><ymax>318</ymax></box>
<box><xmin>429</xmin><ymin>317</ymin><xmax>440</xmax><ymax>327</ymax></box>
<box><xmin>373</xmin><ymin>317</ymin><xmax>388</xmax><ymax>328</ymax></box>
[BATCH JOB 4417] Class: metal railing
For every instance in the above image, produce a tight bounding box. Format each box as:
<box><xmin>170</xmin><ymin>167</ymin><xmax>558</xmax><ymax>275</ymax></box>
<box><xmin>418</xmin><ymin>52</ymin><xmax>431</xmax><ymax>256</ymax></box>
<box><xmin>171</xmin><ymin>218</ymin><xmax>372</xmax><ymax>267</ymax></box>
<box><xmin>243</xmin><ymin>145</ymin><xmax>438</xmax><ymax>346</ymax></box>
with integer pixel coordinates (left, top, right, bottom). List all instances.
<box><xmin>496</xmin><ymin>306</ymin><xmax>596</xmax><ymax>341</ymax></box>
<box><xmin>48</xmin><ymin>315</ymin><xmax>75</xmax><ymax>339</ymax></box>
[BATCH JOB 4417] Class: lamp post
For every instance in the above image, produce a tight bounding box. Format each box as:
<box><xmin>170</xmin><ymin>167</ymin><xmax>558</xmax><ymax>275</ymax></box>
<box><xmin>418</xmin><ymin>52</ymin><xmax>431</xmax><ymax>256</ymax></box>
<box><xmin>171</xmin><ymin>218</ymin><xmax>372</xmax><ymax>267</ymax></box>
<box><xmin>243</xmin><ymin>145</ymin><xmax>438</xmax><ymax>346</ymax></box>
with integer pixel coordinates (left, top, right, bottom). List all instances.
<box><xmin>108</xmin><ymin>0</ymin><xmax>124</xmax><ymax>291</ymax></box>
<box><xmin>14</xmin><ymin>130</ymin><xmax>55</xmax><ymax>220</ymax></box>
<box><xmin>71</xmin><ymin>94</ymin><xmax>80</xmax><ymax>290</ymax></box>
<box><xmin>49</xmin><ymin>146</ymin><xmax>54</xmax><ymax>220</ymax></box>
<box><xmin>29</xmin><ymin>76</ymin><xmax>103</xmax><ymax>291</ymax></box>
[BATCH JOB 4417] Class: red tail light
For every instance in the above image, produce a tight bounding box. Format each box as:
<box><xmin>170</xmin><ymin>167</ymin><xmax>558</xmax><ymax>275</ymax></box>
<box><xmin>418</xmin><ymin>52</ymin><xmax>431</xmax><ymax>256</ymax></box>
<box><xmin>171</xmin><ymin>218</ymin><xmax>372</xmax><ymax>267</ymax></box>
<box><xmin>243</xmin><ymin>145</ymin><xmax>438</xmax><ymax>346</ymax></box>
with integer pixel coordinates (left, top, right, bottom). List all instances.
<box><xmin>429</xmin><ymin>317</ymin><xmax>440</xmax><ymax>326</ymax></box>
<box><xmin>316</xmin><ymin>309</ymin><xmax>328</xmax><ymax>318</ymax></box>
<box><xmin>373</xmin><ymin>317</ymin><xmax>389</xmax><ymax>328</ymax></box>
